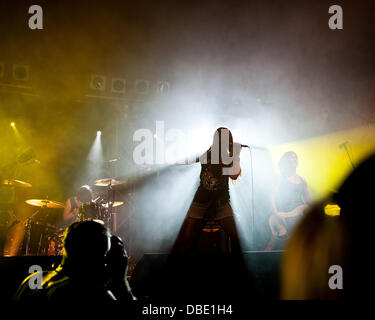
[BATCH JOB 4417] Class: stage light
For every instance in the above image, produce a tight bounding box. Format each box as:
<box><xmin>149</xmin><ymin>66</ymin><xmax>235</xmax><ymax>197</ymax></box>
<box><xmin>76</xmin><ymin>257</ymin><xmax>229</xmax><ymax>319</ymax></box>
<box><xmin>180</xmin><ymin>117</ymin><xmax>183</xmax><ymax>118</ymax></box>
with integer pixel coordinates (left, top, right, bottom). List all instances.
<box><xmin>12</xmin><ymin>64</ymin><xmax>30</xmax><ymax>82</ymax></box>
<box><xmin>111</xmin><ymin>78</ymin><xmax>126</xmax><ymax>93</ymax></box>
<box><xmin>156</xmin><ymin>81</ymin><xmax>170</xmax><ymax>95</ymax></box>
<box><xmin>267</xmin><ymin>124</ymin><xmax>375</xmax><ymax>200</ymax></box>
<box><xmin>324</xmin><ymin>203</ymin><xmax>341</xmax><ymax>216</ymax></box>
<box><xmin>135</xmin><ymin>79</ymin><xmax>150</xmax><ymax>94</ymax></box>
<box><xmin>85</xmin><ymin>129</ymin><xmax>104</xmax><ymax>182</ymax></box>
<box><xmin>90</xmin><ymin>74</ymin><xmax>106</xmax><ymax>91</ymax></box>
<box><xmin>10</xmin><ymin>121</ymin><xmax>23</xmax><ymax>143</ymax></box>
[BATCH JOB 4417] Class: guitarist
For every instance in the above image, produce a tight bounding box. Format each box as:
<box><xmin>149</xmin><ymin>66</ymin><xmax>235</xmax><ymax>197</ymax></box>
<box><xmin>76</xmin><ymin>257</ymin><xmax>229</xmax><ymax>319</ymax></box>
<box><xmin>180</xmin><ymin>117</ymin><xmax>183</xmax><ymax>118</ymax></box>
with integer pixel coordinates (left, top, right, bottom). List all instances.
<box><xmin>265</xmin><ymin>151</ymin><xmax>312</xmax><ymax>251</ymax></box>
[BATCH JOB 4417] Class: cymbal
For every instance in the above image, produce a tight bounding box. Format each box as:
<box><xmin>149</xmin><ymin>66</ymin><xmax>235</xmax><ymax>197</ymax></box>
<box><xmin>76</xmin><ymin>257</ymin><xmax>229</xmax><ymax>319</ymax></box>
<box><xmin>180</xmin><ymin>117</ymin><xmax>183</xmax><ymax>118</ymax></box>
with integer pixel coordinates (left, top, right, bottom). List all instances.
<box><xmin>94</xmin><ymin>177</ymin><xmax>126</xmax><ymax>187</ymax></box>
<box><xmin>25</xmin><ymin>199</ymin><xmax>65</xmax><ymax>209</ymax></box>
<box><xmin>2</xmin><ymin>179</ymin><xmax>32</xmax><ymax>188</ymax></box>
<box><xmin>102</xmin><ymin>201</ymin><xmax>124</xmax><ymax>208</ymax></box>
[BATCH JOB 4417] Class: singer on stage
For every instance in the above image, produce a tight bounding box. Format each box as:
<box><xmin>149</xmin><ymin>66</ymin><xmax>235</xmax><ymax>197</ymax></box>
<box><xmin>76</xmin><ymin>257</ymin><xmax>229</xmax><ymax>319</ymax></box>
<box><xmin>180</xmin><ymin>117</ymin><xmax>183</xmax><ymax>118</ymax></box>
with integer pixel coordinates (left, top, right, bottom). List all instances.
<box><xmin>172</xmin><ymin>127</ymin><xmax>243</xmax><ymax>253</ymax></box>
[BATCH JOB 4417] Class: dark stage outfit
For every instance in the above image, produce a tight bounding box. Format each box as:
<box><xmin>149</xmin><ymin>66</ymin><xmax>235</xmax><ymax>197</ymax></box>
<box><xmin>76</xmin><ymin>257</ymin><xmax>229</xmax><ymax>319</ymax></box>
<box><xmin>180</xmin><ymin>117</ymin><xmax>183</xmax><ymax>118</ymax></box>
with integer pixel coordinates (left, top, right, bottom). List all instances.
<box><xmin>173</xmin><ymin>149</ymin><xmax>241</xmax><ymax>253</ymax></box>
<box><xmin>274</xmin><ymin>179</ymin><xmax>306</xmax><ymax>213</ymax></box>
<box><xmin>69</xmin><ymin>197</ymin><xmax>79</xmax><ymax>212</ymax></box>
<box><xmin>187</xmin><ymin>150</ymin><xmax>234</xmax><ymax>220</ymax></box>
<box><xmin>266</xmin><ymin>178</ymin><xmax>308</xmax><ymax>251</ymax></box>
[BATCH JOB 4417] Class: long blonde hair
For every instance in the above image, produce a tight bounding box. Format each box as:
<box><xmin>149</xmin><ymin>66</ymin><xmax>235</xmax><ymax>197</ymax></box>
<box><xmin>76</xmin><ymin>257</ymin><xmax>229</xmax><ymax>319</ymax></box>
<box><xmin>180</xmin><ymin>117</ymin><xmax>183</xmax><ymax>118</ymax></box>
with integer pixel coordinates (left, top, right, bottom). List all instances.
<box><xmin>281</xmin><ymin>201</ymin><xmax>347</xmax><ymax>299</ymax></box>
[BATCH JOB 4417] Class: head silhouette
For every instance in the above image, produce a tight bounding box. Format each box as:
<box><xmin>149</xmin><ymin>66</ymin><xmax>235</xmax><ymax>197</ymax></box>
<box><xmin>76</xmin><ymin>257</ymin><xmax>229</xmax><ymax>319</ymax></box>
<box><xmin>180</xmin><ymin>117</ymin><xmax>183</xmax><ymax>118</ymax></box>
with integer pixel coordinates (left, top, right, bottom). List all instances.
<box><xmin>282</xmin><ymin>153</ymin><xmax>375</xmax><ymax>299</ymax></box>
<box><xmin>105</xmin><ymin>235</ymin><xmax>128</xmax><ymax>281</ymax></box>
<box><xmin>211</xmin><ymin>127</ymin><xmax>234</xmax><ymax>164</ymax></box>
<box><xmin>61</xmin><ymin>220</ymin><xmax>111</xmax><ymax>277</ymax></box>
<box><xmin>278</xmin><ymin>151</ymin><xmax>298</xmax><ymax>177</ymax></box>
<box><xmin>77</xmin><ymin>185</ymin><xmax>93</xmax><ymax>203</ymax></box>
<box><xmin>334</xmin><ymin>153</ymin><xmax>375</xmax><ymax>222</ymax></box>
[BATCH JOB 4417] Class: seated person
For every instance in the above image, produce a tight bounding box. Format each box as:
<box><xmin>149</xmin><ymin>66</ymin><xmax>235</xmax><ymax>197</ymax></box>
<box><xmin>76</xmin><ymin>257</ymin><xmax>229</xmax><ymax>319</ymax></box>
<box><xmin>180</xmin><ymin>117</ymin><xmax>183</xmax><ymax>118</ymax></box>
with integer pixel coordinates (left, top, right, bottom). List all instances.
<box><xmin>266</xmin><ymin>151</ymin><xmax>312</xmax><ymax>251</ymax></box>
<box><xmin>63</xmin><ymin>185</ymin><xmax>93</xmax><ymax>223</ymax></box>
<box><xmin>14</xmin><ymin>220</ymin><xmax>135</xmax><ymax>302</ymax></box>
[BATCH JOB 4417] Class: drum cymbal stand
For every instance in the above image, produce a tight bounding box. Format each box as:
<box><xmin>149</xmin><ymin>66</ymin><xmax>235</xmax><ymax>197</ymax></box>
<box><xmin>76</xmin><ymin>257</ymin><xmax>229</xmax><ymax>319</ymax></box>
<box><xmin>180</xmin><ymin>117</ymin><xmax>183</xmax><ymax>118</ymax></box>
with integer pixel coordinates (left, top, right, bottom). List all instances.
<box><xmin>78</xmin><ymin>203</ymin><xmax>85</xmax><ymax>221</ymax></box>
<box><xmin>106</xmin><ymin>181</ymin><xmax>116</xmax><ymax>233</ymax></box>
<box><xmin>24</xmin><ymin>207</ymin><xmax>42</xmax><ymax>256</ymax></box>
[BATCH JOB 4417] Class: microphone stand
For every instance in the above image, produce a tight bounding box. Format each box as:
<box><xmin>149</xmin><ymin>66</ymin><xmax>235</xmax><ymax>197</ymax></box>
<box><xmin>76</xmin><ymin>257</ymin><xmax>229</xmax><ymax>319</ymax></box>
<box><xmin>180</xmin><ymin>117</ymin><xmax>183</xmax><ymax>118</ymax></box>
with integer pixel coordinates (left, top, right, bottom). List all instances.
<box><xmin>248</xmin><ymin>146</ymin><xmax>255</xmax><ymax>250</ymax></box>
<box><xmin>241</xmin><ymin>144</ymin><xmax>267</xmax><ymax>249</ymax></box>
<box><xmin>109</xmin><ymin>182</ymin><xmax>116</xmax><ymax>234</ymax></box>
<box><xmin>341</xmin><ymin>142</ymin><xmax>355</xmax><ymax>170</ymax></box>
<box><xmin>239</xmin><ymin>144</ymin><xmax>255</xmax><ymax>249</ymax></box>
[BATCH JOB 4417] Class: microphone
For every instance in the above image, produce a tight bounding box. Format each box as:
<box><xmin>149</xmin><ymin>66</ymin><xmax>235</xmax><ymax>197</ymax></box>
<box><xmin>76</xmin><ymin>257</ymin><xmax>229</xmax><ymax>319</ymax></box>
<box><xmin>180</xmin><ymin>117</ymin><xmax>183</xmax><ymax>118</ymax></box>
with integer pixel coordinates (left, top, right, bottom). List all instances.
<box><xmin>240</xmin><ymin>144</ymin><xmax>267</xmax><ymax>150</ymax></box>
<box><xmin>234</xmin><ymin>143</ymin><xmax>267</xmax><ymax>150</ymax></box>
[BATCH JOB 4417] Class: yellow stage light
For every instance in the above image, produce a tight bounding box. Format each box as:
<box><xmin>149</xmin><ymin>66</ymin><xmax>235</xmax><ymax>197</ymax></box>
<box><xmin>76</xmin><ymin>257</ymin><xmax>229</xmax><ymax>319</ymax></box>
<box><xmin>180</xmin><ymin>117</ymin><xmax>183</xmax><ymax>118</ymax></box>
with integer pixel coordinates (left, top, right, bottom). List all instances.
<box><xmin>324</xmin><ymin>203</ymin><xmax>341</xmax><ymax>216</ymax></box>
<box><xmin>267</xmin><ymin>124</ymin><xmax>375</xmax><ymax>201</ymax></box>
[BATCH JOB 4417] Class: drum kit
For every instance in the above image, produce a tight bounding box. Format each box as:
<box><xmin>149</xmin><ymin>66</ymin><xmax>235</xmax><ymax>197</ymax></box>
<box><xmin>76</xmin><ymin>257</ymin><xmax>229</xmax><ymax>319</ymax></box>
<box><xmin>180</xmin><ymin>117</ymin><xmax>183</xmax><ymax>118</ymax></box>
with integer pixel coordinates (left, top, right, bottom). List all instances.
<box><xmin>0</xmin><ymin>176</ymin><xmax>126</xmax><ymax>256</ymax></box>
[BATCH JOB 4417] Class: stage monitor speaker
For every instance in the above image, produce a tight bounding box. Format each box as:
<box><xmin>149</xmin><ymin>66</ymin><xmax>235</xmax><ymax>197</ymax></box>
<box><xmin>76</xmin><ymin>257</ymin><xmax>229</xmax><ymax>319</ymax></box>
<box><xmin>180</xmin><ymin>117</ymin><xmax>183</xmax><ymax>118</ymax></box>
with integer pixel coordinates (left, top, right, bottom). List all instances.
<box><xmin>130</xmin><ymin>251</ymin><xmax>282</xmax><ymax>301</ymax></box>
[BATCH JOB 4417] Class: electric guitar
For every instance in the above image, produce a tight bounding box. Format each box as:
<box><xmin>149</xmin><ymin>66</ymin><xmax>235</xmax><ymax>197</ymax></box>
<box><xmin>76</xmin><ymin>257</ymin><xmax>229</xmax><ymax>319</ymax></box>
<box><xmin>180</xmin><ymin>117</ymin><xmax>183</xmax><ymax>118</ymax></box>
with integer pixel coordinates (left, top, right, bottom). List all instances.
<box><xmin>268</xmin><ymin>204</ymin><xmax>309</xmax><ymax>239</ymax></box>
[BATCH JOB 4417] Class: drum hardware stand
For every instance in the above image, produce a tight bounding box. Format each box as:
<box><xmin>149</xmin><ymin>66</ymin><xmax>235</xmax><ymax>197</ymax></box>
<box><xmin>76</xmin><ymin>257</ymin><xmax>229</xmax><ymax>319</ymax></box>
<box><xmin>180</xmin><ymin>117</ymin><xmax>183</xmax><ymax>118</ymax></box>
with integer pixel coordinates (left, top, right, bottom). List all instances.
<box><xmin>78</xmin><ymin>203</ymin><xmax>85</xmax><ymax>221</ymax></box>
<box><xmin>24</xmin><ymin>207</ymin><xmax>42</xmax><ymax>256</ymax></box>
<box><xmin>93</xmin><ymin>177</ymin><xmax>126</xmax><ymax>233</ymax></box>
<box><xmin>107</xmin><ymin>181</ymin><xmax>116</xmax><ymax>233</ymax></box>
<box><xmin>339</xmin><ymin>141</ymin><xmax>355</xmax><ymax>169</ymax></box>
<box><xmin>22</xmin><ymin>199</ymin><xmax>64</xmax><ymax>256</ymax></box>
<box><xmin>108</xmin><ymin>155</ymin><xmax>118</xmax><ymax>234</ymax></box>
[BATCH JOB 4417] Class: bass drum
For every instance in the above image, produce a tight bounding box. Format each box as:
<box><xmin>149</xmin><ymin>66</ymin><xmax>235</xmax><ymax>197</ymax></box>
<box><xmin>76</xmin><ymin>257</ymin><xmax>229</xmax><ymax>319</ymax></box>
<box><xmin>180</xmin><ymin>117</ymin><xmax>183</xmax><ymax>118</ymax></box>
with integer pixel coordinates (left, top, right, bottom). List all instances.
<box><xmin>24</xmin><ymin>221</ymin><xmax>57</xmax><ymax>256</ymax></box>
<box><xmin>47</xmin><ymin>228</ymin><xmax>64</xmax><ymax>256</ymax></box>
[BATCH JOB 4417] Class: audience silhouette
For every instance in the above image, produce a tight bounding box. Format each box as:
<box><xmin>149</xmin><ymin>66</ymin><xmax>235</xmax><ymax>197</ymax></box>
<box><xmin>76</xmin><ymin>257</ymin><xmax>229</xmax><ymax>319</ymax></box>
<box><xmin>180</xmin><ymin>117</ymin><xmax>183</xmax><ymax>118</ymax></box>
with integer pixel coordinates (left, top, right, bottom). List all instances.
<box><xmin>14</xmin><ymin>220</ymin><xmax>135</xmax><ymax>302</ymax></box>
<box><xmin>281</xmin><ymin>153</ymin><xmax>375</xmax><ymax>299</ymax></box>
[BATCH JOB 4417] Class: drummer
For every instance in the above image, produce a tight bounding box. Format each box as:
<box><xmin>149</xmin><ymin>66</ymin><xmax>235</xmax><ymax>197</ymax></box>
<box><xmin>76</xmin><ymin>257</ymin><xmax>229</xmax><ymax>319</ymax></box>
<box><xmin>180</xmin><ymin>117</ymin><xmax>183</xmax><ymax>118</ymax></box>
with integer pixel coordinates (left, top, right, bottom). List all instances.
<box><xmin>63</xmin><ymin>185</ymin><xmax>94</xmax><ymax>222</ymax></box>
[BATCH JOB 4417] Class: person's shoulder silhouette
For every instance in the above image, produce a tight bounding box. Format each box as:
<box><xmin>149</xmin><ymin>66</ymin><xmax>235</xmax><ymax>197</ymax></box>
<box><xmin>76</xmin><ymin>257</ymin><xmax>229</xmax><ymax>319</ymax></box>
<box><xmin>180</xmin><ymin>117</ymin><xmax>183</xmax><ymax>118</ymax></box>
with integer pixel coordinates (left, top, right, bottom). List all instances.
<box><xmin>14</xmin><ymin>220</ymin><xmax>114</xmax><ymax>301</ymax></box>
